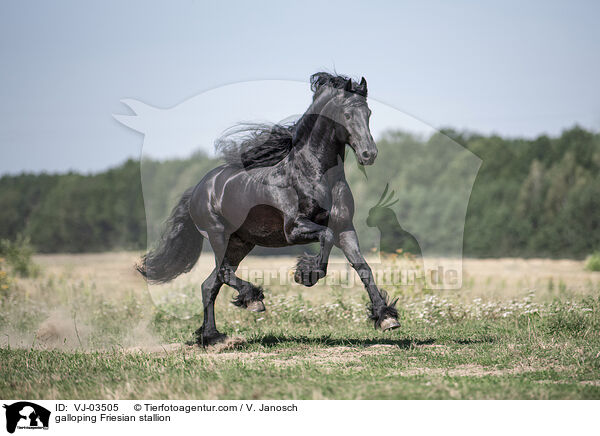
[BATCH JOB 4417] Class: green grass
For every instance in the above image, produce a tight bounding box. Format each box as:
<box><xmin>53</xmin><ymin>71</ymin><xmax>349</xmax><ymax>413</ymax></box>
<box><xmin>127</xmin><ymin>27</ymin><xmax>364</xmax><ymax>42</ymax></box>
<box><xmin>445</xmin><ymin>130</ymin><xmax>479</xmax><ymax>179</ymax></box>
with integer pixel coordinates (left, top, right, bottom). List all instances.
<box><xmin>1</xmin><ymin>283</ymin><xmax>600</xmax><ymax>399</ymax></box>
<box><xmin>585</xmin><ymin>252</ymin><xmax>600</xmax><ymax>272</ymax></box>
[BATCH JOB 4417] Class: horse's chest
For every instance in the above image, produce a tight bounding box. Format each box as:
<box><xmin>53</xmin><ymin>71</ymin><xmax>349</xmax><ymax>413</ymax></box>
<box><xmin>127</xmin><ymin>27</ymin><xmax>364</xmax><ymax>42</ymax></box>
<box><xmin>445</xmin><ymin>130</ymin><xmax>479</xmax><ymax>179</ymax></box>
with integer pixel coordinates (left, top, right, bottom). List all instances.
<box><xmin>298</xmin><ymin>196</ymin><xmax>331</xmax><ymax>225</ymax></box>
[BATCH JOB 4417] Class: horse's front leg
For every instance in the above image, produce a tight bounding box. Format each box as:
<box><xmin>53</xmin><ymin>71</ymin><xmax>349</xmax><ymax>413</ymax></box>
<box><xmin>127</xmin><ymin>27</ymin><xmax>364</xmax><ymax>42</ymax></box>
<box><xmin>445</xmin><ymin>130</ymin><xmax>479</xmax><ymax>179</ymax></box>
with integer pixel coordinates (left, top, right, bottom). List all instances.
<box><xmin>285</xmin><ymin>218</ymin><xmax>334</xmax><ymax>287</ymax></box>
<box><xmin>338</xmin><ymin>229</ymin><xmax>400</xmax><ymax>331</ymax></box>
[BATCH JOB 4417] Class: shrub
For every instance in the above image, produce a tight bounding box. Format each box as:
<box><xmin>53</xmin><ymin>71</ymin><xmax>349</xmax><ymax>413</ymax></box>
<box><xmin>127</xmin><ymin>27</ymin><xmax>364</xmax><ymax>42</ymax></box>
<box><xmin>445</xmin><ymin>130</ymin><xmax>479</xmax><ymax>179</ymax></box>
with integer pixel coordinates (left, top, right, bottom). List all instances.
<box><xmin>585</xmin><ymin>252</ymin><xmax>600</xmax><ymax>272</ymax></box>
<box><xmin>0</xmin><ymin>257</ymin><xmax>10</xmax><ymax>295</ymax></box>
<box><xmin>0</xmin><ymin>235</ymin><xmax>40</xmax><ymax>277</ymax></box>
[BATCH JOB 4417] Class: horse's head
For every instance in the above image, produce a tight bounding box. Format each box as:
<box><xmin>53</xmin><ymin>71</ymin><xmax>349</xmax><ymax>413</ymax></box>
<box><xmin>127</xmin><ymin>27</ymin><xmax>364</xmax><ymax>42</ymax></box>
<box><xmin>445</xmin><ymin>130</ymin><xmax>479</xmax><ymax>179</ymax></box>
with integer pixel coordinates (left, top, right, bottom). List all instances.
<box><xmin>311</xmin><ymin>73</ymin><xmax>378</xmax><ymax>165</ymax></box>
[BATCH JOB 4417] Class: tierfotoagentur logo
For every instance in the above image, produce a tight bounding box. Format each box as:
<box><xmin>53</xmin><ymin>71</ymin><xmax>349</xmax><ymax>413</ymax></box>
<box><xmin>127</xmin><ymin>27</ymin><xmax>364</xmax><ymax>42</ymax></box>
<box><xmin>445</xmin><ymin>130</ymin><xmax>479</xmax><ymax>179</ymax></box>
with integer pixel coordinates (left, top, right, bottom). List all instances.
<box><xmin>3</xmin><ymin>402</ymin><xmax>50</xmax><ymax>433</ymax></box>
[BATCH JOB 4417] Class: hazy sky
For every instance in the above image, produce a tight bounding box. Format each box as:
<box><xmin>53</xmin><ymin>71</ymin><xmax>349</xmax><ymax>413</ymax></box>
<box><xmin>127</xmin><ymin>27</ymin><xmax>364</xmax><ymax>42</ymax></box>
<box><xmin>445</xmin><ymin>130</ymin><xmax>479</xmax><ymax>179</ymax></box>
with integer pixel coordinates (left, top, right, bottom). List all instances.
<box><xmin>1</xmin><ymin>0</ymin><xmax>599</xmax><ymax>174</ymax></box>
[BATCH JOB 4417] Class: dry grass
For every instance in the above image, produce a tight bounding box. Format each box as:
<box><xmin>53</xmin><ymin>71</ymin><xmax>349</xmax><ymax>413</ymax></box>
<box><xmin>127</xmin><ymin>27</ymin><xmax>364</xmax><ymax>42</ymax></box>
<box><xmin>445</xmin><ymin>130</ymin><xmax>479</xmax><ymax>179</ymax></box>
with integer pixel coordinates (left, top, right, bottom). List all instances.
<box><xmin>31</xmin><ymin>252</ymin><xmax>600</xmax><ymax>303</ymax></box>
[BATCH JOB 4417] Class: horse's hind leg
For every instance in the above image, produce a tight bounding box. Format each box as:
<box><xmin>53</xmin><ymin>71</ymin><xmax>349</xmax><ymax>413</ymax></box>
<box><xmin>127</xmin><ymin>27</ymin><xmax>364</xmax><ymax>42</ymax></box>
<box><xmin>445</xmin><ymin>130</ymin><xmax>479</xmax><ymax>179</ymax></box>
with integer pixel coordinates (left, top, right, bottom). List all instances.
<box><xmin>221</xmin><ymin>235</ymin><xmax>265</xmax><ymax>312</ymax></box>
<box><xmin>196</xmin><ymin>232</ymin><xmax>231</xmax><ymax>346</ymax></box>
<box><xmin>196</xmin><ymin>268</ymin><xmax>227</xmax><ymax>346</ymax></box>
<box><xmin>196</xmin><ymin>233</ymin><xmax>264</xmax><ymax>346</ymax></box>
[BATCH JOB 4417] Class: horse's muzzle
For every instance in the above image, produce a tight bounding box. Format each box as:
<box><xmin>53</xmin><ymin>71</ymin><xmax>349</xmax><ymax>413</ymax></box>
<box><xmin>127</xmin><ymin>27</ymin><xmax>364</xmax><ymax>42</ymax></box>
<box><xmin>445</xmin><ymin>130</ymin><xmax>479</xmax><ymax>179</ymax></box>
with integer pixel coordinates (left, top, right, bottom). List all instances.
<box><xmin>358</xmin><ymin>149</ymin><xmax>377</xmax><ymax>165</ymax></box>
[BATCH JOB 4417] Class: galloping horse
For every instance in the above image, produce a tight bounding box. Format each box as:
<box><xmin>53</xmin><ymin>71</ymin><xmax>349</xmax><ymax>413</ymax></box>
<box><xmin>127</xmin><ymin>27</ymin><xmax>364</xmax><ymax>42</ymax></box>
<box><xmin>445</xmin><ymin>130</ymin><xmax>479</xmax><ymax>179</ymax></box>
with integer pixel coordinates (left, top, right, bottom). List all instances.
<box><xmin>137</xmin><ymin>73</ymin><xmax>400</xmax><ymax>346</ymax></box>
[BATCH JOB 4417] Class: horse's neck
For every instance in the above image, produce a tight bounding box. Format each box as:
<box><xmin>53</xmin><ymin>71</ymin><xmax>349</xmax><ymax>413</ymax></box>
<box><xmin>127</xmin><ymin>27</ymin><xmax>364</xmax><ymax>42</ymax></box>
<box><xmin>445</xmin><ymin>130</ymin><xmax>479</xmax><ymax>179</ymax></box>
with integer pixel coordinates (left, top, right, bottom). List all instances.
<box><xmin>291</xmin><ymin>100</ymin><xmax>345</xmax><ymax>178</ymax></box>
<box><xmin>291</xmin><ymin>122</ymin><xmax>344</xmax><ymax>180</ymax></box>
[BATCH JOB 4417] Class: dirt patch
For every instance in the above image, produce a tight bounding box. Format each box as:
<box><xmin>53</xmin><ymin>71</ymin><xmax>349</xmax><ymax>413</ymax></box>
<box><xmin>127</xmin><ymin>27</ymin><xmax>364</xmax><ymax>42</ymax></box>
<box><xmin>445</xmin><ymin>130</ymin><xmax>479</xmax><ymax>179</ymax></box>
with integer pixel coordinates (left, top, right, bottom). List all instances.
<box><xmin>396</xmin><ymin>363</ymin><xmax>579</xmax><ymax>377</ymax></box>
<box><xmin>124</xmin><ymin>337</ymin><xmax>248</xmax><ymax>354</ymax></box>
<box><xmin>206</xmin><ymin>336</ymin><xmax>248</xmax><ymax>352</ymax></box>
<box><xmin>119</xmin><ymin>343</ymin><xmax>403</xmax><ymax>367</ymax></box>
<box><xmin>535</xmin><ymin>379</ymin><xmax>600</xmax><ymax>386</ymax></box>
<box><xmin>579</xmin><ymin>380</ymin><xmax>600</xmax><ymax>386</ymax></box>
<box><xmin>189</xmin><ymin>344</ymin><xmax>402</xmax><ymax>367</ymax></box>
<box><xmin>125</xmin><ymin>343</ymin><xmax>188</xmax><ymax>353</ymax></box>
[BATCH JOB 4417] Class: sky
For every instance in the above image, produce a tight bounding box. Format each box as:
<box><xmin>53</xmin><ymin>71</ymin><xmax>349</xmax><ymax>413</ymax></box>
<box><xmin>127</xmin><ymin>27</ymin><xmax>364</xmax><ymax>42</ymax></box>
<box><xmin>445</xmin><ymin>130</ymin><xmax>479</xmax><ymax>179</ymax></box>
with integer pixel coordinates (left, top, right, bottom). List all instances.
<box><xmin>1</xmin><ymin>0</ymin><xmax>599</xmax><ymax>175</ymax></box>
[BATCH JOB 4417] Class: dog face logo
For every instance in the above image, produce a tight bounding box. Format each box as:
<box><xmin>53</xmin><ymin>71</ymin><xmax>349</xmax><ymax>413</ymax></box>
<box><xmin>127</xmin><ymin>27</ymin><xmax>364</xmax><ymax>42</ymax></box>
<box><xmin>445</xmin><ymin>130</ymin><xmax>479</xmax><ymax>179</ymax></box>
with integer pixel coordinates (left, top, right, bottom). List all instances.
<box><xmin>3</xmin><ymin>402</ymin><xmax>50</xmax><ymax>433</ymax></box>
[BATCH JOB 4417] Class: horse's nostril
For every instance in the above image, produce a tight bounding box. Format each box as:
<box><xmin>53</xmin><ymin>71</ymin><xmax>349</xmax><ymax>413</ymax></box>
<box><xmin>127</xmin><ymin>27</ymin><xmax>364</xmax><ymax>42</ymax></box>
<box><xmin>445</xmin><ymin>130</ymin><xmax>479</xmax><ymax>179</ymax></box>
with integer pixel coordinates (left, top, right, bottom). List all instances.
<box><xmin>362</xmin><ymin>151</ymin><xmax>370</xmax><ymax>159</ymax></box>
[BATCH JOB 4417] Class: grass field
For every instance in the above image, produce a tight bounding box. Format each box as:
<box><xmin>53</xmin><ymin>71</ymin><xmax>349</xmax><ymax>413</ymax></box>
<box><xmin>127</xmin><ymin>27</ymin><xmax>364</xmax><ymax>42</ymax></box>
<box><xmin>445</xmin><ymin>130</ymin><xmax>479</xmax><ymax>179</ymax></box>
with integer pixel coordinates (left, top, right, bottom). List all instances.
<box><xmin>1</xmin><ymin>252</ymin><xmax>599</xmax><ymax>399</ymax></box>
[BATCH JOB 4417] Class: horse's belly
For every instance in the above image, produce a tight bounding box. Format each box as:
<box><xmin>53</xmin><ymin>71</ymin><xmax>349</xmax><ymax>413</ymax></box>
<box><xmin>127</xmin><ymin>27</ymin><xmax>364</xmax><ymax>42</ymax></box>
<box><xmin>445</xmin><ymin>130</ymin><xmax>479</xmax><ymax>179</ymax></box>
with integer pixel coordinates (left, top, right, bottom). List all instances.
<box><xmin>234</xmin><ymin>205</ymin><xmax>289</xmax><ymax>247</ymax></box>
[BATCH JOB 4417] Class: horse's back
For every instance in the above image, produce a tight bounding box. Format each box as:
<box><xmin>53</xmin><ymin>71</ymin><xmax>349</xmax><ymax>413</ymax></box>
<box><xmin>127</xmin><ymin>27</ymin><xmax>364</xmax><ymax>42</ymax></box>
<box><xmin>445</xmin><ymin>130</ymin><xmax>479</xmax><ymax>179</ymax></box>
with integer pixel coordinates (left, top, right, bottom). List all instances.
<box><xmin>188</xmin><ymin>165</ymin><xmax>234</xmax><ymax>232</ymax></box>
<box><xmin>188</xmin><ymin>165</ymin><xmax>290</xmax><ymax>246</ymax></box>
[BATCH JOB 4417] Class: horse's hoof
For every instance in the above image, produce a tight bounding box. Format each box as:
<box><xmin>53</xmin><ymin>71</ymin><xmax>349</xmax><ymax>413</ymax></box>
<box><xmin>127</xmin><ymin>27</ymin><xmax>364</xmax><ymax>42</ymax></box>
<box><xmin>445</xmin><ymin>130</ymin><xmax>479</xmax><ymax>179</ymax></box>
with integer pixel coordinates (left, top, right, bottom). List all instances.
<box><xmin>295</xmin><ymin>254</ymin><xmax>325</xmax><ymax>287</ymax></box>
<box><xmin>380</xmin><ymin>317</ymin><xmax>400</xmax><ymax>331</ymax></box>
<box><xmin>247</xmin><ymin>300</ymin><xmax>265</xmax><ymax>312</ymax></box>
<box><xmin>200</xmin><ymin>332</ymin><xmax>228</xmax><ymax>347</ymax></box>
<box><xmin>294</xmin><ymin>270</ymin><xmax>312</xmax><ymax>286</ymax></box>
<box><xmin>294</xmin><ymin>269</ymin><xmax>324</xmax><ymax>287</ymax></box>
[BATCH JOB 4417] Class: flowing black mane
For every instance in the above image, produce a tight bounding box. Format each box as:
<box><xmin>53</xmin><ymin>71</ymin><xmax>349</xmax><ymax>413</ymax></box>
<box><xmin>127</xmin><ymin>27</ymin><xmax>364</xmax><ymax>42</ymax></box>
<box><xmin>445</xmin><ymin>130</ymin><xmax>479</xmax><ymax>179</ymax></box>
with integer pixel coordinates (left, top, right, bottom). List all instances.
<box><xmin>215</xmin><ymin>122</ymin><xmax>295</xmax><ymax>170</ymax></box>
<box><xmin>215</xmin><ymin>72</ymin><xmax>367</xmax><ymax>170</ymax></box>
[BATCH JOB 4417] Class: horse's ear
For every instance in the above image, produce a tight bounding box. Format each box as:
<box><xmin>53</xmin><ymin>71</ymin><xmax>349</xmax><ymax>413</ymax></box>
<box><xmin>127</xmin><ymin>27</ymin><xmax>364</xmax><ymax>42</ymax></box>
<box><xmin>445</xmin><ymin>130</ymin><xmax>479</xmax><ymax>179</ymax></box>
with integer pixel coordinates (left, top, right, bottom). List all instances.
<box><xmin>360</xmin><ymin>76</ymin><xmax>367</xmax><ymax>90</ymax></box>
<box><xmin>344</xmin><ymin>78</ymin><xmax>353</xmax><ymax>92</ymax></box>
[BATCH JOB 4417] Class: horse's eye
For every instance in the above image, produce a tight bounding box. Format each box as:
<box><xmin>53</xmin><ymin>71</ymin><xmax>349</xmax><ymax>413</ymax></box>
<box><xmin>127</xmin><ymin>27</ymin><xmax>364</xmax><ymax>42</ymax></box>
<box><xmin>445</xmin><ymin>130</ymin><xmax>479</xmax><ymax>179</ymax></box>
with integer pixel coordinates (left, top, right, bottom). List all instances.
<box><xmin>344</xmin><ymin>113</ymin><xmax>351</xmax><ymax>120</ymax></box>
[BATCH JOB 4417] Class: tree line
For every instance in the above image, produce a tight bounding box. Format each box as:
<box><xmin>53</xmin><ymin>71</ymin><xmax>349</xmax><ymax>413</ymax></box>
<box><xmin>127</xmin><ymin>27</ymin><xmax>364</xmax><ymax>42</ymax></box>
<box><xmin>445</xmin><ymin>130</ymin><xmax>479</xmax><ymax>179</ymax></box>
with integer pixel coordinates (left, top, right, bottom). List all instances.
<box><xmin>0</xmin><ymin>126</ymin><xmax>598</xmax><ymax>258</ymax></box>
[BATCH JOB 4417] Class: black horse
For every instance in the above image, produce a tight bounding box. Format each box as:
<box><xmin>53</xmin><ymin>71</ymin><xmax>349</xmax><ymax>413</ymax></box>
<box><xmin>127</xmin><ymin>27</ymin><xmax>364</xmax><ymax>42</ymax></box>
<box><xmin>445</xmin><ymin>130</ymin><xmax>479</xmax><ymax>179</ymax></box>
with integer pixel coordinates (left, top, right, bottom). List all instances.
<box><xmin>137</xmin><ymin>72</ymin><xmax>400</xmax><ymax>346</ymax></box>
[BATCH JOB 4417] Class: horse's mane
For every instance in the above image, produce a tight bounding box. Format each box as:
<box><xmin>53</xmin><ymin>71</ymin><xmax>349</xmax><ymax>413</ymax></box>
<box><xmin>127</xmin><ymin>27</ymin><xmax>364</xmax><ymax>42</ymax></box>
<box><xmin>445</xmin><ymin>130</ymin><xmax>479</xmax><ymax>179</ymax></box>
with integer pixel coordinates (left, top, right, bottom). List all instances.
<box><xmin>215</xmin><ymin>72</ymin><xmax>367</xmax><ymax>170</ymax></box>
<box><xmin>309</xmin><ymin>72</ymin><xmax>367</xmax><ymax>99</ymax></box>
<box><xmin>215</xmin><ymin>123</ymin><xmax>295</xmax><ymax>170</ymax></box>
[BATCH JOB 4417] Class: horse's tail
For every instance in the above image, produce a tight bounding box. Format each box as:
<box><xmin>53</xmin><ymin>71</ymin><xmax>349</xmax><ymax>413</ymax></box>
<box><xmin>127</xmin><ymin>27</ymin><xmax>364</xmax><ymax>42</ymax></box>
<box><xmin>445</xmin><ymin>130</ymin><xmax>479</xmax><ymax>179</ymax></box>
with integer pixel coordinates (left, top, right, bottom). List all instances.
<box><xmin>136</xmin><ymin>187</ymin><xmax>203</xmax><ymax>283</ymax></box>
